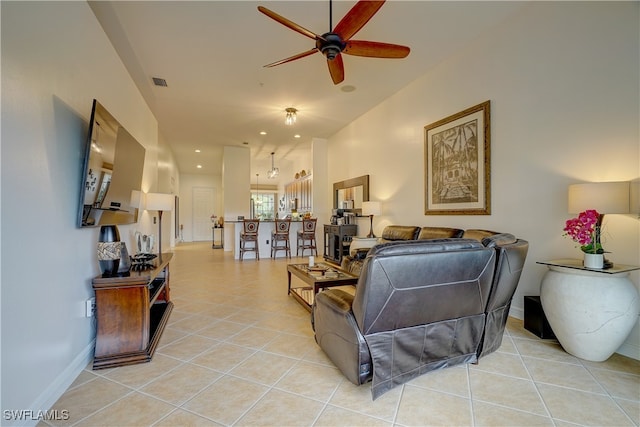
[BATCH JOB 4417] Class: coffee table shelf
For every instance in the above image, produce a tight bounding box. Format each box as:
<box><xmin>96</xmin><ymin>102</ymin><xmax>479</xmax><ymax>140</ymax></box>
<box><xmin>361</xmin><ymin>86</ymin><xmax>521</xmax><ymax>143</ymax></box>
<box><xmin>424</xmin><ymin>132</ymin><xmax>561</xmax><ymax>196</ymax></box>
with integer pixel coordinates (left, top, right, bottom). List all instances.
<box><xmin>287</xmin><ymin>263</ymin><xmax>358</xmax><ymax>311</ymax></box>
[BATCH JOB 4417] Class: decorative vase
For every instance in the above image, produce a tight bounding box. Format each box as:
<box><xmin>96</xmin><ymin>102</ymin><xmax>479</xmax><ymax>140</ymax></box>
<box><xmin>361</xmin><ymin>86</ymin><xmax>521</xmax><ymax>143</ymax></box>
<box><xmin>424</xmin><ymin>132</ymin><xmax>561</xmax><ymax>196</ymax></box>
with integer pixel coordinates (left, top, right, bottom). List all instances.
<box><xmin>135</xmin><ymin>232</ymin><xmax>154</xmax><ymax>254</ymax></box>
<box><xmin>117</xmin><ymin>242</ymin><xmax>131</xmax><ymax>274</ymax></box>
<box><xmin>98</xmin><ymin>224</ymin><xmax>120</xmax><ymax>242</ymax></box>
<box><xmin>98</xmin><ymin>225</ymin><xmax>121</xmax><ymax>276</ymax></box>
<box><xmin>97</xmin><ymin>241</ymin><xmax>121</xmax><ymax>276</ymax></box>
<box><xmin>583</xmin><ymin>252</ymin><xmax>604</xmax><ymax>269</ymax></box>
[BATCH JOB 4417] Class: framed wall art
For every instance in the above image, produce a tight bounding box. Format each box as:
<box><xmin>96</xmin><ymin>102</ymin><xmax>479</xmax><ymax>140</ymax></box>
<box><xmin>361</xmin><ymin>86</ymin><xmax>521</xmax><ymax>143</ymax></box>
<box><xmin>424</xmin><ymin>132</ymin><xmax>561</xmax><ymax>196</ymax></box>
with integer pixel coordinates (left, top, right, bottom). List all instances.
<box><xmin>424</xmin><ymin>100</ymin><xmax>491</xmax><ymax>215</ymax></box>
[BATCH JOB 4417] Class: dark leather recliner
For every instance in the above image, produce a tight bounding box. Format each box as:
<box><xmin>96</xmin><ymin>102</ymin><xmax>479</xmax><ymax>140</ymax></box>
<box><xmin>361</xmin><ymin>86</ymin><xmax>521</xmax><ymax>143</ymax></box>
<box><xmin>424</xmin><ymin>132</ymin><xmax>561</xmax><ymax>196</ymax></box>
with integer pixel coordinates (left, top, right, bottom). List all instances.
<box><xmin>313</xmin><ymin>238</ymin><xmax>498</xmax><ymax>399</ymax></box>
<box><xmin>477</xmin><ymin>233</ymin><xmax>529</xmax><ymax>358</ymax></box>
<box><xmin>341</xmin><ymin>226</ymin><xmax>465</xmax><ymax>276</ymax></box>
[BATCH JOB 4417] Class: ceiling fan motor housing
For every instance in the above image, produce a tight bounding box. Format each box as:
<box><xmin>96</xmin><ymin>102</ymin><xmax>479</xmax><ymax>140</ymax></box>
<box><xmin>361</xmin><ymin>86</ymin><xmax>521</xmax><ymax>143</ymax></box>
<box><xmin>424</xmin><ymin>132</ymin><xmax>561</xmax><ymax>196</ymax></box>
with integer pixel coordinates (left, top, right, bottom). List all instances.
<box><xmin>317</xmin><ymin>33</ymin><xmax>346</xmax><ymax>60</ymax></box>
<box><xmin>258</xmin><ymin>2</ymin><xmax>410</xmax><ymax>83</ymax></box>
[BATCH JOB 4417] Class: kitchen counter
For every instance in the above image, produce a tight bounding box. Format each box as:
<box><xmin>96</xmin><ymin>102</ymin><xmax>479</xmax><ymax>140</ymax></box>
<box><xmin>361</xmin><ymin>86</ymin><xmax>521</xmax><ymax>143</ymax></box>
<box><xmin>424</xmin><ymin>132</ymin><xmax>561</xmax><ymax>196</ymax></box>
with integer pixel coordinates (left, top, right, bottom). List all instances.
<box><xmin>226</xmin><ymin>220</ymin><xmax>315</xmax><ymax>259</ymax></box>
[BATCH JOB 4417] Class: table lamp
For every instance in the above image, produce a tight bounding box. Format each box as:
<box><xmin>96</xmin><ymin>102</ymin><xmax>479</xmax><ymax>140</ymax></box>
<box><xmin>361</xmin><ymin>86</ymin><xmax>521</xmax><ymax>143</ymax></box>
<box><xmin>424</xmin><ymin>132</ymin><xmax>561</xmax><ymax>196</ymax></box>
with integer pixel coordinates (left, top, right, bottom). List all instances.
<box><xmin>362</xmin><ymin>201</ymin><xmax>381</xmax><ymax>238</ymax></box>
<box><xmin>146</xmin><ymin>192</ymin><xmax>174</xmax><ymax>262</ymax></box>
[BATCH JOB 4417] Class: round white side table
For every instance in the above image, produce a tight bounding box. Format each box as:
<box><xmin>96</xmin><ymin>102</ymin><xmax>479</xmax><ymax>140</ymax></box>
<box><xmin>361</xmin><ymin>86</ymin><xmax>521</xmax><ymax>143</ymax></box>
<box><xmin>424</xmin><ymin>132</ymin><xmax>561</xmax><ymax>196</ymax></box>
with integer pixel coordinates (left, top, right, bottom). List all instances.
<box><xmin>538</xmin><ymin>259</ymin><xmax>640</xmax><ymax>362</ymax></box>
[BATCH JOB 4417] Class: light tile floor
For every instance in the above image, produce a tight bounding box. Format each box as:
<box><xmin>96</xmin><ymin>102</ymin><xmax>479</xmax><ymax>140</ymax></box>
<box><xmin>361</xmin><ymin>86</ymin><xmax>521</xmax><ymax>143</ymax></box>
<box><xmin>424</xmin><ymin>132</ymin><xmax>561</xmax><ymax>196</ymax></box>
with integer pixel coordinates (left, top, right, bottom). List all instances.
<box><xmin>46</xmin><ymin>242</ymin><xmax>639</xmax><ymax>426</ymax></box>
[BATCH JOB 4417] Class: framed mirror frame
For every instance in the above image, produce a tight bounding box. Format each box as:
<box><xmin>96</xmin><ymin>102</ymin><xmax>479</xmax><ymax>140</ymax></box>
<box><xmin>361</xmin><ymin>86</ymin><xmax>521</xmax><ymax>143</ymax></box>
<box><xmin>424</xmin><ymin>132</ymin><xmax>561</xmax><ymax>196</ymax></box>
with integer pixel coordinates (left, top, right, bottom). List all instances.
<box><xmin>333</xmin><ymin>175</ymin><xmax>370</xmax><ymax>215</ymax></box>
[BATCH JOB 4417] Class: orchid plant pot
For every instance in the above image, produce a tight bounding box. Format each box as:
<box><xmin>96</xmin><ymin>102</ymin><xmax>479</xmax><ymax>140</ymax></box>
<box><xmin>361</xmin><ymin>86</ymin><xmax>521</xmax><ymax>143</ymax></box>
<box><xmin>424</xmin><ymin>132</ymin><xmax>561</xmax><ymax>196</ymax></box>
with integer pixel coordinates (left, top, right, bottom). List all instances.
<box><xmin>583</xmin><ymin>252</ymin><xmax>604</xmax><ymax>269</ymax></box>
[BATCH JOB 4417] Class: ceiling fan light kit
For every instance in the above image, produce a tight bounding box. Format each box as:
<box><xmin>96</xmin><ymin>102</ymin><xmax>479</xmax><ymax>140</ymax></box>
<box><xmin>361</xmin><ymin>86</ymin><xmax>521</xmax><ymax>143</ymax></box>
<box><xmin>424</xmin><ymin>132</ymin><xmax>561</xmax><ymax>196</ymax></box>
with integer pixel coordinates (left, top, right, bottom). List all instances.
<box><xmin>258</xmin><ymin>0</ymin><xmax>410</xmax><ymax>85</ymax></box>
<box><xmin>285</xmin><ymin>107</ymin><xmax>297</xmax><ymax>125</ymax></box>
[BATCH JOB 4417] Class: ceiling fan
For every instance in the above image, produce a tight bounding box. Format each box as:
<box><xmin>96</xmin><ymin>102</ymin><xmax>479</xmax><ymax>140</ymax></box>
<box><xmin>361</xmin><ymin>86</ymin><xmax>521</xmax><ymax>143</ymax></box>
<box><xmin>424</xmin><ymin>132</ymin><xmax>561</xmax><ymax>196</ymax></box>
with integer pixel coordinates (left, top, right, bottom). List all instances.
<box><xmin>258</xmin><ymin>0</ymin><xmax>410</xmax><ymax>85</ymax></box>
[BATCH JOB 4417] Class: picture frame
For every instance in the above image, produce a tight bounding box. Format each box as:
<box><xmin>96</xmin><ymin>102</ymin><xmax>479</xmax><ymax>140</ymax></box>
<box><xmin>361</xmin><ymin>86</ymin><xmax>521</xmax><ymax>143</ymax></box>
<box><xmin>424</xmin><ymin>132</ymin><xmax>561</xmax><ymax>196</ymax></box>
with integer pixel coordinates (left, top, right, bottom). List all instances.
<box><xmin>424</xmin><ymin>100</ymin><xmax>491</xmax><ymax>215</ymax></box>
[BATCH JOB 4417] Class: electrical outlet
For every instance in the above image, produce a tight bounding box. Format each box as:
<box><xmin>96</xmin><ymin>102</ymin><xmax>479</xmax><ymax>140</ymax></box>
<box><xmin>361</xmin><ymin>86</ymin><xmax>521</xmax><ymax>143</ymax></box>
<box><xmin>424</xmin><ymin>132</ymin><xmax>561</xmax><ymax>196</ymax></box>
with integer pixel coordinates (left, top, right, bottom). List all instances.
<box><xmin>85</xmin><ymin>297</ymin><xmax>96</xmax><ymax>317</ymax></box>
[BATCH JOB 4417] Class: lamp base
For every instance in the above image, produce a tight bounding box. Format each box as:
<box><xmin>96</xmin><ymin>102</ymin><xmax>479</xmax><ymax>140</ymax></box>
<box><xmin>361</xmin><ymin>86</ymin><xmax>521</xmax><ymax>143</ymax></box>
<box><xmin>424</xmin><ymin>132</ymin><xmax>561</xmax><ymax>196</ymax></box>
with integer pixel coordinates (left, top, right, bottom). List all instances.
<box><xmin>157</xmin><ymin>210</ymin><xmax>164</xmax><ymax>262</ymax></box>
<box><xmin>366</xmin><ymin>215</ymin><xmax>376</xmax><ymax>238</ymax></box>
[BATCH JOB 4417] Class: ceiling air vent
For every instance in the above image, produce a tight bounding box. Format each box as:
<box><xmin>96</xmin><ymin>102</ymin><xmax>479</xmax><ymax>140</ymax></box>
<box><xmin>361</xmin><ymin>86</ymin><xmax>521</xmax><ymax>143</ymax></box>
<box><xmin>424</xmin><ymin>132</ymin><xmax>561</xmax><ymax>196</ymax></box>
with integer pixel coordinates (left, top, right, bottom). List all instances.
<box><xmin>152</xmin><ymin>77</ymin><xmax>168</xmax><ymax>87</ymax></box>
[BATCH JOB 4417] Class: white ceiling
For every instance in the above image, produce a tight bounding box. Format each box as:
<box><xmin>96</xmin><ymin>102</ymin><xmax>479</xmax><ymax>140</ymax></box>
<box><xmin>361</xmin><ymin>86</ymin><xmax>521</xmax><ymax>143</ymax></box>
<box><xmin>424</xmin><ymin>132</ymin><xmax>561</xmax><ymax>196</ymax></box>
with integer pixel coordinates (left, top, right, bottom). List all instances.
<box><xmin>89</xmin><ymin>1</ymin><xmax>526</xmax><ymax>185</ymax></box>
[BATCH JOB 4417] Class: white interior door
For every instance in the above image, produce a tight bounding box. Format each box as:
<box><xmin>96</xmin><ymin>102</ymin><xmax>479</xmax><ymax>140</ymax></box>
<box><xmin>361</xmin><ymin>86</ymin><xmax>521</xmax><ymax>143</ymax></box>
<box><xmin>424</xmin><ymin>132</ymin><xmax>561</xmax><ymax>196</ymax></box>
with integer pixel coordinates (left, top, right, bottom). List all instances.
<box><xmin>193</xmin><ymin>187</ymin><xmax>215</xmax><ymax>241</ymax></box>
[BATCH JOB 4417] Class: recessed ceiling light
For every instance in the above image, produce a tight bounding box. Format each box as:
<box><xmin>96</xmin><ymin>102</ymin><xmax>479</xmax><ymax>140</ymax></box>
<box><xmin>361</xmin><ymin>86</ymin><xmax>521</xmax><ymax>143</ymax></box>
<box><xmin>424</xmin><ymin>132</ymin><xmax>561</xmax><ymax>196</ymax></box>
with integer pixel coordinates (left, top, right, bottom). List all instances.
<box><xmin>197</xmin><ymin>165</ymin><xmax>202</xmax><ymax>169</ymax></box>
<box><xmin>341</xmin><ymin>85</ymin><xmax>356</xmax><ymax>93</ymax></box>
<box><xmin>195</xmin><ymin>149</ymin><xmax>201</xmax><ymax>153</ymax></box>
<box><xmin>294</xmin><ymin>134</ymin><xmax>301</xmax><ymax>138</ymax></box>
<box><xmin>260</xmin><ymin>131</ymin><xmax>267</xmax><ymax>135</ymax></box>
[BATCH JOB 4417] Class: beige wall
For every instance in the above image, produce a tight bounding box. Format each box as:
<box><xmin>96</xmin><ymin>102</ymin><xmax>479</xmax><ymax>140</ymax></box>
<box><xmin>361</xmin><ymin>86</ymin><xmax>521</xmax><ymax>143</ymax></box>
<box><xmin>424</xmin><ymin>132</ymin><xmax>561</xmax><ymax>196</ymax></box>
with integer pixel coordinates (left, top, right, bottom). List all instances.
<box><xmin>1</xmin><ymin>0</ymin><xmax>638</xmax><ymax>418</ymax></box>
<box><xmin>327</xmin><ymin>1</ymin><xmax>639</xmax><ymax>358</ymax></box>
<box><xmin>1</xmin><ymin>1</ymin><xmax>170</xmax><ymax>415</ymax></box>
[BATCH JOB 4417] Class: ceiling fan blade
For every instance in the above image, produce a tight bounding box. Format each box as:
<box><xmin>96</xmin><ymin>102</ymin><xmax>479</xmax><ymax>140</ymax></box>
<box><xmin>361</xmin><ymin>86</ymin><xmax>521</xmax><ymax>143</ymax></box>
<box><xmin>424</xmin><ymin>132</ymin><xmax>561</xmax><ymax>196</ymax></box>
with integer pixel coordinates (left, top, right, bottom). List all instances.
<box><xmin>264</xmin><ymin>48</ymin><xmax>319</xmax><ymax>68</ymax></box>
<box><xmin>258</xmin><ymin>6</ymin><xmax>323</xmax><ymax>41</ymax></box>
<box><xmin>327</xmin><ymin>54</ymin><xmax>345</xmax><ymax>85</ymax></box>
<box><xmin>343</xmin><ymin>40</ymin><xmax>410</xmax><ymax>58</ymax></box>
<box><xmin>333</xmin><ymin>0</ymin><xmax>385</xmax><ymax>41</ymax></box>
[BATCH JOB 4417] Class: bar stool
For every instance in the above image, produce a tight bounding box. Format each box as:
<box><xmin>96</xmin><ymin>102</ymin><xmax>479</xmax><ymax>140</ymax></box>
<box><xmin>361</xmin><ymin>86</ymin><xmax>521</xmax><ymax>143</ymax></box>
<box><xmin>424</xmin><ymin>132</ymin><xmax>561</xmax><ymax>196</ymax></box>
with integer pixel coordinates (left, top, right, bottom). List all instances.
<box><xmin>297</xmin><ymin>218</ymin><xmax>318</xmax><ymax>257</ymax></box>
<box><xmin>271</xmin><ymin>218</ymin><xmax>291</xmax><ymax>258</ymax></box>
<box><xmin>240</xmin><ymin>219</ymin><xmax>260</xmax><ymax>260</ymax></box>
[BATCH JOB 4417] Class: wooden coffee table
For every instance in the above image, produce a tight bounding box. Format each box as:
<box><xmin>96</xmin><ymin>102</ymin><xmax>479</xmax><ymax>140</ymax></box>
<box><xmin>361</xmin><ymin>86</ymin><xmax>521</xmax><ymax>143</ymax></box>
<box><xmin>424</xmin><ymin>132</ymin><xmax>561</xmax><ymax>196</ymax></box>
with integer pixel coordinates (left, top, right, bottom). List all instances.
<box><xmin>287</xmin><ymin>262</ymin><xmax>358</xmax><ymax>311</ymax></box>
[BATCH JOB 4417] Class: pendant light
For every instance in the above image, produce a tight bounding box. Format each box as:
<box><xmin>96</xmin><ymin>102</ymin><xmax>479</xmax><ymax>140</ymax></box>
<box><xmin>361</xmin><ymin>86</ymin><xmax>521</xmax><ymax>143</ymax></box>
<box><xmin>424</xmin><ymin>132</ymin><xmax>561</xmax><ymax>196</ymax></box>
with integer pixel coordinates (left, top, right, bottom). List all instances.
<box><xmin>267</xmin><ymin>152</ymin><xmax>279</xmax><ymax>179</ymax></box>
<box><xmin>255</xmin><ymin>173</ymin><xmax>262</xmax><ymax>205</ymax></box>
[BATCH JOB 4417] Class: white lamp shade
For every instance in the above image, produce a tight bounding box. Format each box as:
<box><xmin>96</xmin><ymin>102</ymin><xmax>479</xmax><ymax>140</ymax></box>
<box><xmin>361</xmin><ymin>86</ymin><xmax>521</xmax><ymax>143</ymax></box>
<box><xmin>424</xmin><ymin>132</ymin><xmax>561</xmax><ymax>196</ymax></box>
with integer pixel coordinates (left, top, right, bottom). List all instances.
<box><xmin>146</xmin><ymin>192</ymin><xmax>174</xmax><ymax>211</ymax></box>
<box><xmin>568</xmin><ymin>182</ymin><xmax>630</xmax><ymax>214</ymax></box>
<box><xmin>362</xmin><ymin>201</ymin><xmax>382</xmax><ymax>216</ymax></box>
<box><xmin>130</xmin><ymin>190</ymin><xmax>144</xmax><ymax>208</ymax></box>
<box><xmin>631</xmin><ymin>181</ymin><xmax>640</xmax><ymax>214</ymax></box>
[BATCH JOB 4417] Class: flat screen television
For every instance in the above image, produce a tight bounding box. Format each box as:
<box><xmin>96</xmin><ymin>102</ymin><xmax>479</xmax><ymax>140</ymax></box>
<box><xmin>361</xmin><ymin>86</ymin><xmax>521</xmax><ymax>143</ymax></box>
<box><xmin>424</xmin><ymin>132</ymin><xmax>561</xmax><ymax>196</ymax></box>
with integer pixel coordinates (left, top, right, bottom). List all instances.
<box><xmin>78</xmin><ymin>100</ymin><xmax>145</xmax><ymax>228</ymax></box>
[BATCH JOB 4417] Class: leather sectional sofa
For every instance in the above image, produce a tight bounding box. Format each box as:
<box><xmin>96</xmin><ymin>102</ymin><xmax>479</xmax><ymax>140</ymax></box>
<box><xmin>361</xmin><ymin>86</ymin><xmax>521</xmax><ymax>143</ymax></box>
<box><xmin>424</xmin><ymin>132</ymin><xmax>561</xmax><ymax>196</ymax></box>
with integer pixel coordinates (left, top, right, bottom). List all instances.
<box><xmin>312</xmin><ymin>226</ymin><xmax>528</xmax><ymax>398</ymax></box>
<box><xmin>340</xmin><ymin>225</ymin><xmax>505</xmax><ymax>275</ymax></box>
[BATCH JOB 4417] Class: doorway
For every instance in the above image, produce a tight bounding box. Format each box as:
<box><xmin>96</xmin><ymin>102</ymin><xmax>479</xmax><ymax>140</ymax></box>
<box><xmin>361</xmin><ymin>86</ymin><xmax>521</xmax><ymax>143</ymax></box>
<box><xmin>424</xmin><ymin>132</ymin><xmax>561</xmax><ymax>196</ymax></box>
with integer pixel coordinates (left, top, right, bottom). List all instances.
<box><xmin>192</xmin><ymin>187</ymin><xmax>215</xmax><ymax>241</ymax></box>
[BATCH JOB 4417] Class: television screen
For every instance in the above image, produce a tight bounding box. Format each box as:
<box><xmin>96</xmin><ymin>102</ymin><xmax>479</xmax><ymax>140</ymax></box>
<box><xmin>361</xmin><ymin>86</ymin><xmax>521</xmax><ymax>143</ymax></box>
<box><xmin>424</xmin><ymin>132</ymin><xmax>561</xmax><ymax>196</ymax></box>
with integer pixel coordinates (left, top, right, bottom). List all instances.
<box><xmin>78</xmin><ymin>100</ymin><xmax>145</xmax><ymax>227</ymax></box>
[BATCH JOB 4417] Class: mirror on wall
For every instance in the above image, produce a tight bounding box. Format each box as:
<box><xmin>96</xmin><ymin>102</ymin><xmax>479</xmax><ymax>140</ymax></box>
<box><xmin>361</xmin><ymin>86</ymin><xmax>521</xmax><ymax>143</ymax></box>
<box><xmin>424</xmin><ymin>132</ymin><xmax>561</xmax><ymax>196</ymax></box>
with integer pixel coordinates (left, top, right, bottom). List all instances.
<box><xmin>333</xmin><ymin>175</ymin><xmax>370</xmax><ymax>214</ymax></box>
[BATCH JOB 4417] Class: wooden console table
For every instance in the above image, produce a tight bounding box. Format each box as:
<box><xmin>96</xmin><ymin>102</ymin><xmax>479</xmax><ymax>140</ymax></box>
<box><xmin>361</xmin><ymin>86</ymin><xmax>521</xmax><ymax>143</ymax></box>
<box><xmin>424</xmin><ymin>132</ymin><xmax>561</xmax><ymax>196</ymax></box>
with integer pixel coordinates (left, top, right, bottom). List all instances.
<box><xmin>92</xmin><ymin>253</ymin><xmax>173</xmax><ymax>369</ymax></box>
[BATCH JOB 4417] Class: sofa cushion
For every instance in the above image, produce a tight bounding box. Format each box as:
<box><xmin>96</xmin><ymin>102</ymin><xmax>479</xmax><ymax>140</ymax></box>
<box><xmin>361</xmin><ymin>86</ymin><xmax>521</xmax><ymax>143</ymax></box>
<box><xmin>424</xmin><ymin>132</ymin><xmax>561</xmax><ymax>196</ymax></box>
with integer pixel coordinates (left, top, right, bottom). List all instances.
<box><xmin>481</xmin><ymin>233</ymin><xmax>517</xmax><ymax>248</ymax></box>
<box><xmin>380</xmin><ymin>225</ymin><xmax>420</xmax><ymax>242</ymax></box>
<box><xmin>463</xmin><ymin>229</ymin><xmax>500</xmax><ymax>241</ymax></box>
<box><xmin>417</xmin><ymin>226</ymin><xmax>464</xmax><ymax>240</ymax></box>
<box><xmin>341</xmin><ymin>255</ymin><xmax>365</xmax><ymax>276</ymax></box>
<box><xmin>366</xmin><ymin>238</ymin><xmax>483</xmax><ymax>258</ymax></box>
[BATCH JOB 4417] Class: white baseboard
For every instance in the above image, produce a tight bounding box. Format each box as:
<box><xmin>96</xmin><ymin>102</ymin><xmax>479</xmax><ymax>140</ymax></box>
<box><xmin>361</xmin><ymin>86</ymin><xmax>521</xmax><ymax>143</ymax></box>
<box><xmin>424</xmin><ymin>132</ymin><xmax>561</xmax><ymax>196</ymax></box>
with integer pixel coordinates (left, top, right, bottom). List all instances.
<box><xmin>509</xmin><ymin>305</ymin><xmax>524</xmax><ymax>320</ymax></box>
<box><xmin>15</xmin><ymin>340</ymin><xmax>95</xmax><ymax>427</ymax></box>
<box><xmin>614</xmin><ymin>341</ymin><xmax>640</xmax><ymax>360</ymax></box>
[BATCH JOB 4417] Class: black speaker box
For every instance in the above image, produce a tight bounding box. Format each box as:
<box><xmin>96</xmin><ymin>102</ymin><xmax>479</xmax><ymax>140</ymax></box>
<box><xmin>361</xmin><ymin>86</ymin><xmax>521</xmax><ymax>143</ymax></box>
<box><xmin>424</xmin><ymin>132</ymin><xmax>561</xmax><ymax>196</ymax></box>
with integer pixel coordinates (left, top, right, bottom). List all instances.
<box><xmin>524</xmin><ymin>295</ymin><xmax>556</xmax><ymax>339</ymax></box>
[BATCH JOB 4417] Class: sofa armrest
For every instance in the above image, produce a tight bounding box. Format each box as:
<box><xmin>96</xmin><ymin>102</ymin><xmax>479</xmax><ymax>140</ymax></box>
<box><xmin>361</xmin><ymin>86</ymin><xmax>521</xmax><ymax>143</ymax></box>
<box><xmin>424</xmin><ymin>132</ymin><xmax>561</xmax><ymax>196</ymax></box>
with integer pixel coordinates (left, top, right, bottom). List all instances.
<box><xmin>341</xmin><ymin>253</ymin><xmax>366</xmax><ymax>276</ymax></box>
<box><xmin>312</xmin><ymin>289</ymin><xmax>372</xmax><ymax>385</ymax></box>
